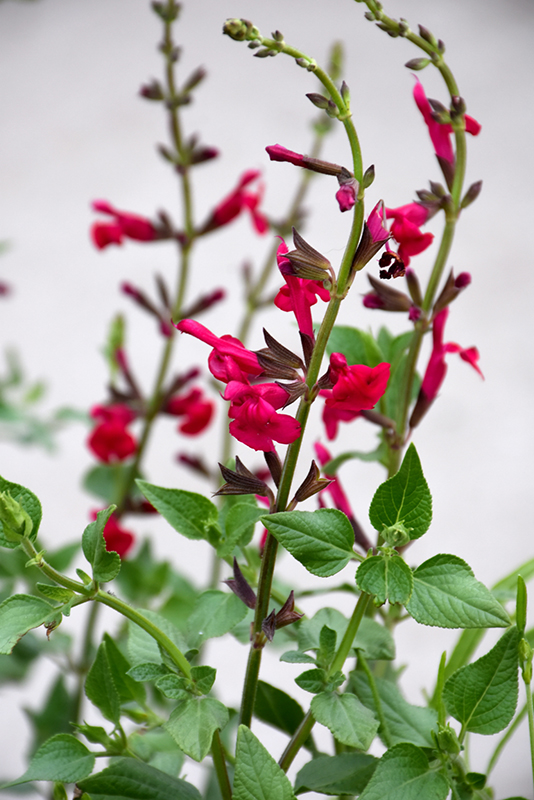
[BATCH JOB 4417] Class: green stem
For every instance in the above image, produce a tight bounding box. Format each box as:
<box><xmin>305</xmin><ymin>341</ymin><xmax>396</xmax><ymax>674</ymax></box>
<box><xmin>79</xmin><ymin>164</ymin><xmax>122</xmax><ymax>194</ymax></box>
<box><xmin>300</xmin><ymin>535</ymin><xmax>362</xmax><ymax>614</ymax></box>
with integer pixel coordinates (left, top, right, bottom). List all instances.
<box><xmin>358</xmin><ymin>651</ymin><xmax>391</xmax><ymax>747</ymax></box>
<box><xmin>95</xmin><ymin>589</ymin><xmax>191</xmax><ymax>678</ymax></box>
<box><xmin>72</xmin><ymin>600</ymin><xmax>101</xmax><ymax>724</ymax></box>
<box><xmin>21</xmin><ymin>538</ymin><xmax>93</xmax><ymax>595</ymax></box>
<box><xmin>526</xmin><ymin>682</ymin><xmax>534</xmax><ymax>794</ymax></box>
<box><xmin>278</xmin><ymin>710</ymin><xmax>315</xmax><ymax>772</ymax></box>
<box><xmin>211</xmin><ymin>730</ymin><xmax>232</xmax><ymax>800</ymax></box>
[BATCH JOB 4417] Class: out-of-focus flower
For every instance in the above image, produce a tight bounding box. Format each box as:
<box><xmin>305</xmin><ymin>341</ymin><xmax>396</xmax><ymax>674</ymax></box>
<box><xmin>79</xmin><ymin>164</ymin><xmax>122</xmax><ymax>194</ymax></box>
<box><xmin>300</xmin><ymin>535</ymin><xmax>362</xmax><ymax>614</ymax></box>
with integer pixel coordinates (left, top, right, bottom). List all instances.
<box><xmin>204</xmin><ymin>170</ymin><xmax>268</xmax><ymax>235</ymax></box>
<box><xmin>275</xmin><ymin>239</ymin><xmax>330</xmax><ymax>339</ymax></box>
<box><xmin>335</xmin><ymin>181</ymin><xmax>357</xmax><ymax>212</ymax></box>
<box><xmin>91</xmin><ymin>510</ymin><xmax>134</xmax><ymax>558</ymax></box>
<box><xmin>88</xmin><ymin>404</ymin><xmax>137</xmax><ymax>463</ymax></box>
<box><xmin>265</xmin><ymin>144</ymin><xmax>342</xmax><ymax>176</ymax></box>
<box><xmin>385</xmin><ymin>202</ymin><xmax>434</xmax><ymax>266</ymax></box>
<box><xmin>164</xmin><ymin>387</ymin><xmax>214</xmax><ymax>435</ymax></box>
<box><xmin>352</xmin><ymin>201</ymin><xmax>390</xmax><ymax>271</ymax></box>
<box><xmin>176</xmin><ymin>319</ymin><xmax>263</xmax><ymax>383</ymax></box>
<box><xmin>410</xmin><ymin>307</ymin><xmax>483</xmax><ymax>428</ymax></box>
<box><xmin>90</xmin><ymin>200</ymin><xmax>157</xmax><ymax>250</ymax></box>
<box><xmin>224</xmin><ymin>381</ymin><xmax>301</xmax><ymax>452</ymax></box>
<box><xmin>413</xmin><ymin>79</ymin><xmax>481</xmax><ymax>165</ymax></box>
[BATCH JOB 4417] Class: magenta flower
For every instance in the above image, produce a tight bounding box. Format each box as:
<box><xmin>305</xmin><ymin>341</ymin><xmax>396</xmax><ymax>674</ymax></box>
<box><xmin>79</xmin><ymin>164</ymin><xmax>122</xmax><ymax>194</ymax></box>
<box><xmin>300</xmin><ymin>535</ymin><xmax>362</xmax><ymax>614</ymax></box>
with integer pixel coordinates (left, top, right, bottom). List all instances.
<box><xmin>207</xmin><ymin>170</ymin><xmax>268</xmax><ymax>235</ymax></box>
<box><xmin>335</xmin><ymin>182</ymin><xmax>357</xmax><ymax>212</ymax></box>
<box><xmin>164</xmin><ymin>387</ymin><xmax>214</xmax><ymax>435</ymax></box>
<box><xmin>385</xmin><ymin>202</ymin><xmax>434</xmax><ymax>266</ymax></box>
<box><xmin>413</xmin><ymin>79</ymin><xmax>481</xmax><ymax>165</ymax></box>
<box><xmin>90</xmin><ymin>200</ymin><xmax>157</xmax><ymax>250</ymax></box>
<box><xmin>266</xmin><ymin>144</ymin><xmax>342</xmax><ymax>176</ymax></box>
<box><xmin>224</xmin><ymin>381</ymin><xmax>301</xmax><ymax>452</ymax></box>
<box><xmin>88</xmin><ymin>404</ymin><xmax>137</xmax><ymax>463</ymax></box>
<box><xmin>274</xmin><ymin>239</ymin><xmax>330</xmax><ymax>339</ymax></box>
<box><xmin>410</xmin><ymin>307</ymin><xmax>483</xmax><ymax>427</ymax></box>
<box><xmin>176</xmin><ymin>319</ymin><xmax>263</xmax><ymax>383</ymax></box>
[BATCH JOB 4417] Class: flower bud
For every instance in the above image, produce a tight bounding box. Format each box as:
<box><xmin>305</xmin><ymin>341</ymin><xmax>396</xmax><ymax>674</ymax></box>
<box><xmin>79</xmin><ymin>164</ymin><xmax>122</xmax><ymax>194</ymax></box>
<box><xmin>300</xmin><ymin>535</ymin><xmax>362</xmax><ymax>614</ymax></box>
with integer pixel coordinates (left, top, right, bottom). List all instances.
<box><xmin>139</xmin><ymin>80</ymin><xmax>165</xmax><ymax>101</ymax></box>
<box><xmin>182</xmin><ymin>67</ymin><xmax>206</xmax><ymax>94</ymax></box>
<box><xmin>418</xmin><ymin>24</ymin><xmax>438</xmax><ymax>48</ymax></box>
<box><xmin>0</xmin><ymin>492</ymin><xmax>33</xmax><ymax>543</ymax></box>
<box><xmin>405</xmin><ymin>57</ymin><xmax>430</xmax><ymax>71</ymax></box>
<box><xmin>436</xmin><ymin>724</ymin><xmax>462</xmax><ymax>756</ymax></box>
<box><xmin>327</xmin><ymin>41</ymin><xmax>344</xmax><ymax>82</ymax></box>
<box><xmin>362</xmin><ymin>164</ymin><xmax>375</xmax><ymax>189</ymax></box>
<box><xmin>222</xmin><ymin>18</ymin><xmax>259</xmax><ymax>42</ymax></box>
<box><xmin>461</xmin><ymin>180</ymin><xmax>483</xmax><ymax>209</ymax></box>
<box><xmin>340</xmin><ymin>80</ymin><xmax>350</xmax><ymax>107</ymax></box>
<box><xmin>405</xmin><ymin>267</ymin><xmax>423</xmax><ymax>306</ymax></box>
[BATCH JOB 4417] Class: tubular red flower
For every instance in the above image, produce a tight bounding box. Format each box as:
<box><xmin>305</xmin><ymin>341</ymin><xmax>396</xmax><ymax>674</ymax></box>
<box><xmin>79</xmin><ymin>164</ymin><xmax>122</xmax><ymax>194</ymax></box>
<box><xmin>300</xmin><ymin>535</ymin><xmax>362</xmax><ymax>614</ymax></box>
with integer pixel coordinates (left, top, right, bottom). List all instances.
<box><xmin>224</xmin><ymin>381</ymin><xmax>301</xmax><ymax>452</ymax></box>
<box><xmin>335</xmin><ymin>182</ymin><xmax>357</xmax><ymax>212</ymax></box>
<box><xmin>326</xmin><ymin>353</ymin><xmax>391</xmax><ymax>412</ymax></box>
<box><xmin>266</xmin><ymin>144</ymin><xmax>306</xmax><ymax>167</ymax></box>
<box><xmin>209</xmin><ymin>170</ymin><xmax>268</xmax><ymax>234</ymax></box>
<box><xmin>91</xmin><ymin>510</ymin><xmax>134</xmax><ymax>559</ymax></box>
<box><xmin>88</xmin><ymin>404</ymin><xmax>137</xmax><ymax>463</ymax></box>
<box><xmin>164</xmin><ymin>387</ymin><xmax>214</xmax><ymax>435</ymax></box>
<box><xmin>385</xmin><ymin>202</ymin><xmax>434</xmax><ymax>266</ymax></box>
<box><xmin>176</xmin><ymin>319</ymin><xmax>263</xmax><ymax>383</ymax></box>
<box><xmin>413</xmin><ymin>79</ymin><xmax>481</xmax><ymax>165</ymax></box>
<box><xmin>90</xmin><ymin>200</ymin><xmax>156</xmax><ymax>250</ymax></box>
<box><xmin>274</xmin><ymin>239</ymin><xmax>329</xmax><ymax>338</ymax></box>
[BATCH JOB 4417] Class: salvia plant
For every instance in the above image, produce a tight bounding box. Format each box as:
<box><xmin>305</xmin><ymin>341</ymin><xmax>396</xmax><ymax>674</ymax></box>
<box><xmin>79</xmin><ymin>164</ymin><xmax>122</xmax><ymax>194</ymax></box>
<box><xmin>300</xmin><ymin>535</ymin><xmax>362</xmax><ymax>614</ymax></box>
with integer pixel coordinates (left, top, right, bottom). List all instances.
<box><xmin>0</xmin><ymin>1</ymin><xmax>532</xmax><ymax>799</ymax></box>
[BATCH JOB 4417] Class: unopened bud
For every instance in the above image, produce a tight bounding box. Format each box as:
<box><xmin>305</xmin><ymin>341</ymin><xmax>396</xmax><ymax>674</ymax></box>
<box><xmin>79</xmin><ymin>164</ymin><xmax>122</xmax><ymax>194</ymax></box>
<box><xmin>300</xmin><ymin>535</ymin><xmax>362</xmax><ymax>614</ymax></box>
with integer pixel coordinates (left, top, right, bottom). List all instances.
<box><xmin>418</xmin><ymin>24</ymin><xmax>438</xmax><ymax>48</ymax></box>
<box><xmin>139</xmin><ymin>80</ymin><xmax>164</xmax><ymax>101</ymax></box>
<box><xmin>405</xmin><ymin>267</ymin><xmax>423</xmax><ymax>306</ymax></box>
<box><xmin>223</xmin><ymin>18</ymin><xmax>259</xmax><ymax>42</ymax></box>
<box><xmin>362</xmin><ymin>164</ymin><xmax>375</xmax><ymax>189</ymax></box>
<box><xmin>340</xmin><ymin>80</ymin><xmax>350</xmax><ymax>107</ymax></box>
<box><xmin>224</xmin><ymin>558</ymin><xmax>257</xmax><ymax>610</ymax></box>
<box><xmin>182</xmin><ymin>67</ymin><xmax>206</xmax><ymax>94</ymax></box>
<box><xmin>455</xmin><ymin>272</ymin><xmax>471</xmax><ymax>289</ymax></box>
<box><xmin>151</xmin><ymin>0</ymin><xmax>180</xmax><ymax>22</ymax></box>
<box><xmin>306</xmin><ymin>92</ymin><xmax>330</xmax><ymax>110</ymax></box>
<box><xmin>254</xmin><ymin>48</ymin><xmax>277</xmax><ymax>59</ymax></box>
<box><xmin>293</xmin><ymin>461</ymin><xmax>331</xmax><ymax>504</ymax></box>
<box><xmin>451</xmin><ymin>95</ymin><xmax>466</xmax><ymax>116</ymax></box>
<box><xmin>271</xmin><ymin>29</ymin><xmax>284</xmax><ymax>42</ymax></box>
<box><xmin>405</xmin><ymin>57</ymin><xmax>430</xmax><ymax>71</ymax></box>
<box><xmin>398</xmin><ymin>19</ymin><xmax>410</xmax><ymax>36</ymax></box>
<box><xmin>437</xmin><ymin>38</ymin><xmax>446</xmax><ymax>53</ymax></box>
<box><xmin>461</xmin><ymin>180</ymin><xmax>483</xmax><ymax>209</ymax></box>
<box><xmin>327</xmin><ymin>42</ymin><xmax>344</xmax><ymax>82</ymax></box>
<box><xmin>0</xmin><ymin>492</ymin><xmax>33</xmax><ymax>543</ymax></box>
<box><xmin>437</xmin><ymin>724</ymin><xmax>462</xmax><ymax>755</ymax></box>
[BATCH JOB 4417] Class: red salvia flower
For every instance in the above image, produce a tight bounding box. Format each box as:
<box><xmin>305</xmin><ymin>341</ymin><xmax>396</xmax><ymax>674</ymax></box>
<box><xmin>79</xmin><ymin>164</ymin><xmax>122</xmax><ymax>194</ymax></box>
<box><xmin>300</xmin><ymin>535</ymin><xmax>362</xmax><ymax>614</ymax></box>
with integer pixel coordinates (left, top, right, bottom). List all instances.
<box><xmin>88</xmin><ymin>404</ymin><xmax>137</xmax><ymax>463</ymax></box>
<box><xmin>90</xmin><ymin>200</ymin><xmax>156</xmax><ymax>249</ymax></box>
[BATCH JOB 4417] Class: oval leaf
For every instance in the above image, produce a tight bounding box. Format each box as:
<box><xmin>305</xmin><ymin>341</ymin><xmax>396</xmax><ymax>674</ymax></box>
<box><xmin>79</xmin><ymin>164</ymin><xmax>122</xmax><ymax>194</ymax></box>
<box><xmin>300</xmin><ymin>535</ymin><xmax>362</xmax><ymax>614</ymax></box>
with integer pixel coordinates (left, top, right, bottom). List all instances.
<box><xmin>311</xmin><ymin>691</ymin><xmax>379</xmax><ymax>749</ymax></box>
<box><xmin>186</xmin><ymin>590</ymin><xmax>249</xmax><ymax>647</ymax></box>
<box><xmin>407</xmin><ymin>554</ymin><xmax>511</xmax><ymax>629</ymax></box>
<box><xmin>263</xmin><ymin>509</ymin><xmax>355</xmax><ymax>577</ymax></box>
<box><xmin>78</xmin><ymin>757</ymin><xmax>201</xmax><ymax>800</ymax></box>
<box><xmin>0</xmin><ymin>594</ymin><xmax>53</xmax><ymax>654</ymax></box>
<box><xmin>82</xmin><ymin>505</ymin><xmax>121</xmax><ymax>583</ymax></box>
<box><xmin>233</xmin><ymin>725</ymin><xmax>295</xmax><ymax>800</ymax></box>
<box><xmin>0</xmin><ymin>475</ymin><xmax>42</xmax><ymax>549</ymax></box>
<box><xmin>5</xmin><ymin>734</ymin><xmax>94</xmax><ymax>785</ymax></box>
<box><xmin>165</xmin><ymin>696</ymin><xmax>228</xmax><ymax>762</ymax></box>
<box><xmin>356</xmin><ymin>554</ymin><xmax>413</xmax><ymax>605</ymax></box>
<box><xmin>136</xmin><ymin>481</ymin><xmax>219</xmax><ymax>541</ymax></box>
<box><xmin>358</xmin><ymin>743</ymin><xmax>449</xmax><ymax>800</ymax></box>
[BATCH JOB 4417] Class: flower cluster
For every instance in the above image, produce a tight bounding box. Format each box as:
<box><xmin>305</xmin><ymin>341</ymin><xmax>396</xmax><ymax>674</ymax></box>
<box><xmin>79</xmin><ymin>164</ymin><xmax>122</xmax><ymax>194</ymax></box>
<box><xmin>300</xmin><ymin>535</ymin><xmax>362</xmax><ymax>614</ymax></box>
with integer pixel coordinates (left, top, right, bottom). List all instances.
<box><xmin>163</xmin><ymin>387</ymin><xmax>214</xmax><ymax>435</ymax></box>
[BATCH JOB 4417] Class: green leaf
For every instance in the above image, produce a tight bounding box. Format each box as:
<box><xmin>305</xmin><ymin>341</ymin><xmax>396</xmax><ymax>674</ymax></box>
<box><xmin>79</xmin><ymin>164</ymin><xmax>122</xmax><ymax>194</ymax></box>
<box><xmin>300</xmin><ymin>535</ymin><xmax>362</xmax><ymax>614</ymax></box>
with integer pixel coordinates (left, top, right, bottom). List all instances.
<box><xmin>492</xmin><ymin>557</ymin><xmax>534</xmax><ymax>603</ymax></box>
<box><xmin>82</xmin><ymin>505</ymin><xmax>121</xmax><ymax>583</ymax></box>
<box><xmin>136</xmin><ymin>481</ymin><xmax>219</xmax><ymax>542</ymax></box>
<box><xmin>218</xmin><ymin>504</ymin><xmax>265</xmax><ymax>558</ymax></box>
<box><xmin>295</xmin><ymin>753</ymin><xmax>377</xmax><ymax>796</ymax></box>
<box><xmin>103</xmin><ymin>633</ymin><xmax>146</xmax><ymax>705</ymax></box>
<box><xmin>443</xmin><ymin>626</ymin><xmax>519</xmax><ymax>734</ymax></box>
<box><xmin>84</xmin><ymin>463</ymin><xmax>142</xmax><ymax>505</ymax></box>
<box><xmin>369</xmin><ymin>444</ymin><xmax>432</xmax><ymax>543</ymax></box>
<box><xmin>0</xmin><ymin>475</ymin><xmax>42</xmax><ymax>549</ymax></box>
<box><xmin>25</xmin><ymin>675</ymin><xmax>77</xmax><ymax>754</ymax></box>
<box><xmin>4</xmin><ymin>734</ymin><xmax>94</xmax><ymax>786</ymax></box>
<box><xmin>263</xmin><ymin>509</ymin><xmax>355</xmax><ymax>577</ymax></box>
<box><xmin>85</xmin><ymin>641</ymin><xmax>121</xmax><ymax>724</ymax></box>
<box><xmin>128</xmin><ymin>609</ymin><xmax>188</xmax><ymax>666</ymax></box>
<box><xmin>191</xmin><ymin>665</ymin><xmax>217</xmax><ymax>695</ymax></box>
<box><xmin>233</xmin><ymin>725</ymin><xmax>296</xmax><ymax>800</ymax></box>
<box><xmin>129</xmin><ymin>729</ymin><xmax>185</xmax><ymax>778</ymax></box>
<box><xmin>327</xmin><ymin>326</ymin><xmax>384</xmax><ymax>368</ymax></box>
<box><xmin>311</xmin><ymin>691</ymin><xmax>379</xmax><ymax>749</ymax></box>
<box><xmin>407</xmin><ymin>554</ymin><xmax>511</xmax><ymax>629</ymax></box>
<box><xmin>156</xmin><ymin>674</ymin><xmax>189</xmax><ymax>700</ymax></box>
<box><xmin>127</xmin><ymin>662</ymin><xmax>169</xmax><ymax>682</ymax></box>
<box><xmin>280</xmin><ymin>650</ymin><xmax>316</xmax><ymax>664</ymax></box>
<box><xmin>165</xmin><ymin>696</ymin><xmax>229</xmax><ymax>762</ymax></box>
<box><xmin>77</xmin><ymin>758</ymin><xmax>201</xmax><ymax>800</ymax></box>
<box><xmin>254</xmin><ymin>681</ymin><xmax>311</xmax><ymax>747</ymax></box>
<box><xmin>358</xmin><ymin>743</ymin><xmax>449</xmax><ymax>800</ymax></box>
<box><xmin>186</xmin><ymin>590</ymin><xmax>249</xmax><ymax>647</ymax></box>
<box><xmin>350</xmin><ymin>672</ymin><xmax>438</xmax><ymax>747</ymax></box>
<box><xmin>36</xmin><ymin>583</ymin><xmax>74</xmax><ymax>604</ymax></box>
<box><xmin>297</xmin><ymin>608</ymin><xmax>395</xmax><ymax>661</ymax></box>
<box><xmin>322</xmin><ymin>444</ymin><xmax>387</xmax><ymax>475</ymax></box>
<box><xmin>0</xmin><ymin>594</ymin><xmax>53</xmax><ymax>654</ymax></box>
<box><xmin>295</xmin><ymin>668</ymin><xmax>328</xmax><ymax>694</ymax></box>
<box><xmin>356</xmin><ymin>553</ymin><xmax>413</xmax><ymax>605</ymax></box>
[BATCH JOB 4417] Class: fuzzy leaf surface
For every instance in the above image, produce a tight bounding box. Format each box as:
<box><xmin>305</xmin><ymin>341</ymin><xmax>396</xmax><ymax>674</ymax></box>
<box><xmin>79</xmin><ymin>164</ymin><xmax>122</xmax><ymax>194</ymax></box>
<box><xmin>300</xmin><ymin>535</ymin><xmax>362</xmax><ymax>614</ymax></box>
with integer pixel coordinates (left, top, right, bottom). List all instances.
<box><xmin>82</xmin><ymin>505</ymin><xmax>120</xmax><ymax>582</ymax></box>
<box><xmin>297</xmin><ymin>608</ymin><xmax>395</xmax><ymax>661</ymax></box>
<box><xmin>85</xmin><ymin>640</ymin><xmax>121</xmax><ymax>724</ymax></box>
<box><xmin>263</xmin><ymin>509</ymin><xmax>355</xmax><ymax>577</ymax></box>
<box><xmin>407</xmin><ymin>554</ymin><xmax>511</xmax><ymax>629</ymax></box>
<box><xmin>233</xmin><ymin>725</ymin><xmax>295</xmax><ymax>800</ymax></box>
<box><xmin>295</xmin><ymin>753</ymin><xmax>377</xmax><ymax>796</ymax></box>
<box><xmin>218</xmin><ymin>504</ymin><xmax>264</xmax><ymax>558</ymax></box>
<box><xmin>4</xmin><ymin>734</ymin><xmax>94</xmax><ymax>785</ymax></box>
<box><xmin>165</xmin><ymin>696</ymin><xmax>228</xmax><ymax>762</ymax></box>
<box><xmin>0</xmin><ymin>594</ymin><xmax>53</xmax><ymax>654</ymax></box>
<box><xmin>356</xmin><ymin>554</ymin><xmax>413</xmax><ymax>605</ymax></box>
<box><xmin>358</xmin><ymin>743</ymin><xmax>448</xmax><ymax>800</ymax></box>
<box><xmin>311</xmin><ymin>691</ymin><xmax>379</xmax><ymax>749</ymax></box>
<box><xmin>0</xmin><ymin>475</ymin><xmax>42</xmax><ymax>549</ymax></box>
<box><xmin>327</xmin><ymin>325</ymin><xmax>384</xmax><ymax>367</ymax></box>
<box><xmin>443</xmin><ymin>626</ymin><xmax>519</xmax><ymax>734</ymax></box>
<box><xmin>136</xmin><ymin>481</ymin><xmax>219</xmax><ymax>541</ymax></box>
<box><xmin>187</xmin><ymin>590</ymin><xmax>249</xmax><ymax>647</ymax></box>
<box><xmin>369</xmin><ymin>444</ymin><xmax>432</xmax><ymax>542</ymax></box>
<box><xmin>77</xmin><ymin>758</ymin><xmax>201</xmax><ymax>800</ymax></box>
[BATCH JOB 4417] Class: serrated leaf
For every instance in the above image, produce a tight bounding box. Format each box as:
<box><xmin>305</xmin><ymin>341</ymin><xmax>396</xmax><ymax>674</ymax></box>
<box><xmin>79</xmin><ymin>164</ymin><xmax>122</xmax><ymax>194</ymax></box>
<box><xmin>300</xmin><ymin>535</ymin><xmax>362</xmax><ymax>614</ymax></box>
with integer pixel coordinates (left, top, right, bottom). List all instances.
<box><xmin>369</xmin><ymin>444</ymin><xmax>432</xmax><ymax>542</ymax></box>
<box><xmin>82</xmin><ymin>506</ymin><xmax>121</xmax><ymax>583</ymax></box>
<box><xmin>191</xmin><ymin>665</ymin><xmax>216</xmax><ymax>695</ymax></box>
<box><xmin>295</xmin><ymin>668</ymin><xmax>327</xmax><ymax>694</ymax></box>
<box><xmin>443</xmin><ymin>626</ymin><xmax>519</xmax><ymax>734</ymax></box>
<box><xmin>103</xmin><ymin>633</ymin><xmax>146</xmax><ymax>705</ymax></box>
<box><xmin>187</xmin><ymin>590</ymin><xmax>249</xmax><ymax>647</ymax></box>
<box><xmin>218</xmin><ymin>504</ymin><xmax>264</xmax><ymax>558</ymax></box>
<box><xmin>356</xmin><ymin>554</ymin><xmax>413</xmax><ymax>605</ymax></box>
<box><xmin>407</xmin><ymin>554</ymin><xmax>511</xmax><ymax>629</ymax></box>
<box><xmin>165</xmin><ymin>696</ymin><xmax>229</xmax><ymax>762</ymax></box>
<box><xmin>77</xmin><ymin>757</ymin><xmax>201</xmax><ymax>800</ymax></box>
<box><xmin>350</xmin><ymin>672</ymin><xmax>438</xmax><ymax>747</ymax></box>
<box><xmin>295</xmin><ymin>753</ymin><xmax>377</xmax><ymax>796</ymax></box>
<box><xmin>233</xmin><ymin>725</ymin><xmax>295</xmax><ymax>800</ymax></box>
<box><xmin>36</xmin><ymin>583</ymin><xmax>74</xmax><ymax>603</ymax></box>
<box><xmin>311</xmin><ymin>691</ymin><xmax>379</xmax><ymax>749</ymax></box>
<box><xmin>358</xmin><ymin>743</ymin><xmax>449</xmax><ymax>800</ymax></box>
<box><xmin>297</xmin><ymin>608</ymin><xmax>395</xmax><ymax>661</ymax></box>
<box><xmin>280</xmin><ymin>650</ymin><xmax>316</xmax><ymax>664</ymax></box>
<box><xmin>327</xmin><ymin>326</ymin><xmax>384</xmax><ymax>367</ymax></box>
<box><xmin>85</xmin><ymin>641</ymin><xmax>121</xmax><ymax>724</ymax></box>
<box><xmin>156</xmin><ymin>674</ymin><xmax>189</xmax><ymax>700</ymax></box>
<box><xmin>254</xmin><ymin>680</ymin><xmax>312</xmax><ymax>748</ymax></box>
<box><xmin>127</xmin><ymin>662</ymin><xmax>169</xmax><ymax>682</ymax></box>
<box><xmin>4</xmin><ymin>734</ymin><xmax>94</xmax><ymax>786</ymax></box>
<box><xmin>263</xmin><ymin>509</ymin><xmax>355</xmax><ymax>577</ymax></box>
<box><xmin>136</xmin><ymin>481</ymin><xmax>219</xmax><ymax>541</ymax></box>
<box><xmin>0</xmin><ymin>594</ymin><xmax>53</xmax><ymax>654</ymax></box>
<box><xmin>0</xmin><ymin>475</ymin><xmax>42</xmax><ymax>549</ymax></box>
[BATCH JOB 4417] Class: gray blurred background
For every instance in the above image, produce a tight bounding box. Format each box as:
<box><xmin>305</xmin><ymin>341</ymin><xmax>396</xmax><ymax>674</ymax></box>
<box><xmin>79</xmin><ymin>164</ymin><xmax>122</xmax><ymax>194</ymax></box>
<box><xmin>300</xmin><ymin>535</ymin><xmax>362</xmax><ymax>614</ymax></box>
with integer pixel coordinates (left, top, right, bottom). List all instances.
<box><xmin>1</xmin><ymin>0</ymin><xmax>533</xmax><ymax>795</ymax></box>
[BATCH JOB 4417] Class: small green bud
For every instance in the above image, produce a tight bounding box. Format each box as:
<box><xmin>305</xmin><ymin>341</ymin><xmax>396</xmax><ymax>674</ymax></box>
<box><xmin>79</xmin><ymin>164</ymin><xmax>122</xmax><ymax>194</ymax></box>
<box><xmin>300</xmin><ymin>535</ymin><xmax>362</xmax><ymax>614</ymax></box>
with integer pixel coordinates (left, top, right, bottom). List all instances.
<box><xmin>418</xmin><ymin>24</ymin><xmax>438</xmax><ymax>48</ymax></box>
<box><xmin>272</xmin><ymin>29</ymin><xmax>284</xmax><ymax>42</ymax></box>
<box><xmin>398</xmin><ymin>19</ymin><xmax>410</xmax><ymax>36</ymax></box>
<box><xmin>461</xmin><ymin>180</ymin><xmax>483</xmax><ymax>209</ymax></box>
<box><xmin>364</xmin><ymin>11</ymin><xmax>375</xmax><ymax>21</ymax></box>
<box><xmin>223</xmin><ymin>18</ymin><xmax>260</xmax><ymax>42</ymax></box>
<box><xmin>340</xmin><ymin>80</ymin><xmax>350</xmax><ymax>108</ymax></box>
<box><xmin>254</xmin><ymin>48</ymin><xmax>277</xmax><ymax>59</ymax></box>
<box><xmin>382</xmin><ymin>521</ymin><xmax>411</xmax><ymax>547</ymax></box>
<box><xmin>405</xmin><ymin>57</ymin><xmax>430</xmax><ymax>71</ymax></box>
<box><xmin>362</xmin><ymin>164</ymin><xmax>375</xmax><ymax>189</ymax></box>
<box><xmin>76</xmin><ymin>568</ymin><xmax>93</xmax><ymax>585</ymax></box>
<box><xmin>516</xmin><ymin>575</ymin><xmax>528</xmax><ymax>635</ymax></box>
<box><xmin>327</xmin><ymin>41</ymin><xmax>344</xmax><ymax>82</ymax></box>
<box><xmin>0</xmin><ymin>492</ymin><xmax>33</xmax><ymax>543</ymax></box>
<box><xmin>519</xmin><ymin>637</ymin><xmax>533</xmax><ymax>664</ymax></box>
<box><xmin>437</xmin><ymin>723</ymin><xmax>462</xmax><ymax>755</ymax></box>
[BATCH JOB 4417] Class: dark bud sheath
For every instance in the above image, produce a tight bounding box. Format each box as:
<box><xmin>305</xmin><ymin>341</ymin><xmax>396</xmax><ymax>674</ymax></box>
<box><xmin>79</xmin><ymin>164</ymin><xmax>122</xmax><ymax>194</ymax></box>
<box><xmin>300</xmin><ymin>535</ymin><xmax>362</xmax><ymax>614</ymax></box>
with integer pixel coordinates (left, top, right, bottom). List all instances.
<box><xmin>224</xmin><ymin>558</ymin><xmax>257</xmax><ymax>610</ymax></box>
<box><xmin>256</xmin><ymin>329</ymin><xmax>304</xmax><ymax>380</ymax></box>
<box><xmin>283</xmin><ymin>228</ymin><xmax>332</xmax><ymax>280</ymax></box>
<box><xmin>433</xmin><ymin>269</ymin><xmax>471</xmax><ymax>315</ymax></box>
<box><xmin>461</xmin><ymin>180</ymin><xmax>483</xmax><ymax>210</ymax></box>
<box><xmin>140</xmin><ymin>80</ymin><xmax>165</xmax><ymax>101</ymax></box>
<box><xmin>405</xmin><ymin>268</ymin><xmax>423</xmax><ymax>307</ymax></box>
<box><xmin>299</xmin><ymin>332</ymin><xmax>314</xmax><ymax>370</ymax></box>
<box><xmin>352</xmin><ymin>222</ymin><xmax>390</xmax><ymax>272</ymax></box>
<box><xmin>181</xmin><ymin>288</ymin><xmax>226</xmax><ymax>319</ymax></box>
<box><xmin>275</xmin><ymin>380</ymin><xmax>308</xmax><ymax>407</ymax></box>
<box><xmin>264</xmin><ymin>450</ymin><xmax>282</xmax><ymax>488</ymax></box>
<box><xmin>418</xmin><ymin>24</ymin><xmax>438</xmax><ymax>47</ymax></box>
<box><xmin>182</xmin><ymin>66</ymin><xmax>206</xmax><ymax>94</ymax></box>
<box><xmin>261</xmin><ymin>610</ymin><xmax>277</xmax><ymax>642</ymax></box>
<box><xmin>293</xmin><ymin>461</ymin><xmax>332</xmax><ymax>504</ymax></box>
<box><xmin>177</xmin><ymin>453</ymin><xmax>212</xmax><ymax>478</ymax></box>
<box><xmin>365</xmin><ymin>274</ymin><xmax>411</xmax><ymax>311</ymax></box>
<box><xmin>215</xmin><ymin>457</ymin><xmax>272</xmax><ymax>498</ymax></box>
<box><xmin>409</xmin><ymin>388</ymin><xmax>432</xmax><ymax>429</ymax></box>
<box><xmin>451</xmin><ymin>95</ymin><xmax>466</xmax><ymax>117</ymax></box>
<box><xmin>437</xmin><ymin>155</ymin><xmax>455</xmax><ymax>191</ymax></box>
<box><xmin>262</xmin><ymin>590</ymin><xmax>303</xmax><ymax>641</ymax></box>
